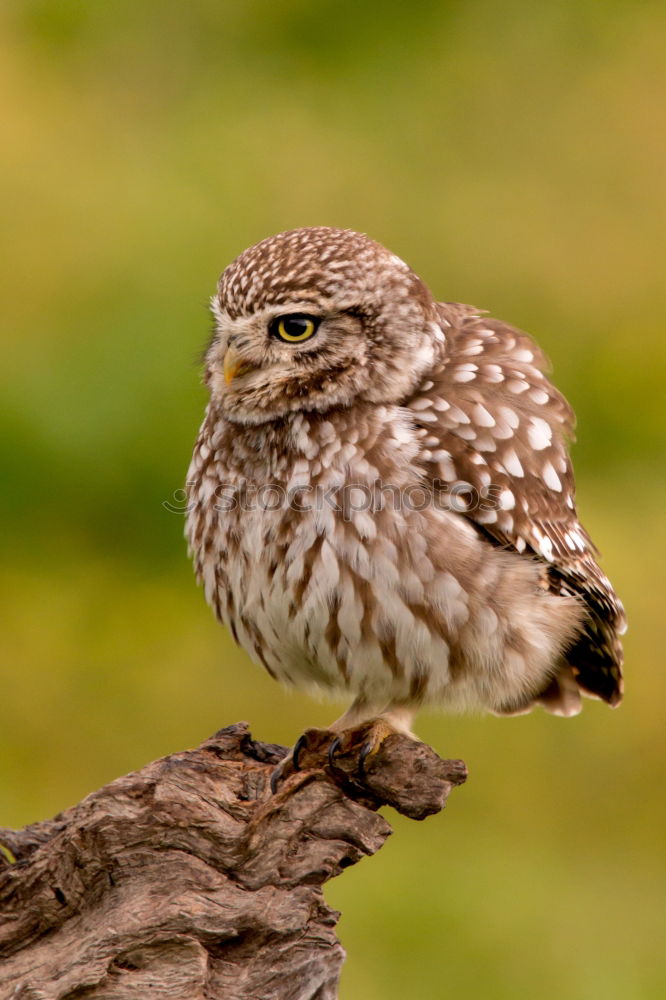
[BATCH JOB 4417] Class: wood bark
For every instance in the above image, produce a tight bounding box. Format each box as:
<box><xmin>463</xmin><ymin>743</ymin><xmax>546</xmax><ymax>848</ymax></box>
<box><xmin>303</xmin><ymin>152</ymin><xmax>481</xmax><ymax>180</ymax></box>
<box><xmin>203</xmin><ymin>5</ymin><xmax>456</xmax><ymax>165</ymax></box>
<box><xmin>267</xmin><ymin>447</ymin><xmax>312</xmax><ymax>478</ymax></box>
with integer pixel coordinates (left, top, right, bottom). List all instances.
<box><xmin>0</xmin><ymin>723</ymin><xmax>466</xmax><ymax>1000</ymax></box>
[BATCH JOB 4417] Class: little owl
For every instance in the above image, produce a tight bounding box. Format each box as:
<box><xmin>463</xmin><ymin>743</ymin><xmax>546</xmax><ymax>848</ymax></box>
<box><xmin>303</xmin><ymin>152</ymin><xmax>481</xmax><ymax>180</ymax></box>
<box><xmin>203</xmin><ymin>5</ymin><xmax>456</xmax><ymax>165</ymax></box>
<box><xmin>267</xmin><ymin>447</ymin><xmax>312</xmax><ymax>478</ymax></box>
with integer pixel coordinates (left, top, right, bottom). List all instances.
<box><xmin>186</xmin><ymin>227</ymin><xmax>625</xmax><ymax>773</ymax></box>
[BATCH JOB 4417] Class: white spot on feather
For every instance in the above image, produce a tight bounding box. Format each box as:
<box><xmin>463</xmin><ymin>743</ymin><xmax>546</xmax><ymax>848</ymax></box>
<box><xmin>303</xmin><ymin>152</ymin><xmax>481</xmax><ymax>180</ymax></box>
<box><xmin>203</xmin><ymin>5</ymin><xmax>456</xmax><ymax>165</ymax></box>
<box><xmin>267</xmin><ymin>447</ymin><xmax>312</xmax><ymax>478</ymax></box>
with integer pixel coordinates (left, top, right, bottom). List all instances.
<box><xmin>527</xmin><ymin>417</ymin><xmax>552</xmax><ymax>450</ymax></box>
<box><xmin>447</xmin><ymin>405</ymin><xmax>470</xmax><ymax>424</ymax></box>
<box><xmin>432</xmin><ymin>397</ymin><xmax>451</xmax><ymax>412</ymax></box>
<box><xmin>537</xmin><ymin>534</ymin><xmax>554</xmax><ymax>560</ymax></box>
<box><xmin>513</xmin><ymin>348</ymin><xmax>533</xmax><ymax>362</ymax></box>
<box><xmin>499</xmin><ymin>513</ymin><xmax>514</xmax><ymax>533</ymax></box>
<box><xmin>475</xmin><ymin>433</ymin><xmax>496</xmax><ymax>452</ymax></box>
<box><xmin>568</xmin><ymin>528</ymin><xmax>586</xmax><ymax>551</ymax></box>
<box><xmin>475</xmin><ymin>508</ymin><xmax>498</xmax><ymax>524</ymax></box>
<box><xmin>502</xmin><ymin>448</ymin><xmax>524</xmax><ymax>477</ymax></box>
<box><xmin>432</xmin><ymin>451</ymin><xmax>457</xmax><ymax>479</ymax></box>
<box><xmin>497</xmin><ymin>406</ymin><xmax>520</xmax><ymax>429</ymax></box>
<box><xmin>542</xmin><ymin>461</ymin><xmax>562</xmax><ymax>491</ymax></box>
<box><xmin>507</xmin><ymin>379</ymin><xmax>529</xmax><ymax>394</ymax></box>
<box><xmin>453</xmin><ymin>365</ymin><xmax>478</xmax><ymax>383</ymax></box>
<box><xmin>483</xmin><ymin>364</ymin><xmax>504</xmax><ymax>383</ymax></box>
<box><xmin>473</xmin><ymin>403</ymin><xmax>496</xmax><ymax>427</ymax></box>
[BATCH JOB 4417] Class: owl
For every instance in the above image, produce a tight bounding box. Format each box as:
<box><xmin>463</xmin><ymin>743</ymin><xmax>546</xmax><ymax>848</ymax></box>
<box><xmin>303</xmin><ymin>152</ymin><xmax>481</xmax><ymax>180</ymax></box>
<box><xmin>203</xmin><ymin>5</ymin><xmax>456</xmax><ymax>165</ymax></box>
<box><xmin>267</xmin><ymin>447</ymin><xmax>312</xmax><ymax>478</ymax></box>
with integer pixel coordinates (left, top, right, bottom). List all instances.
<box><xmin>186</xmin><ymin>227</ymin><xmax>625</xmax><ymax>772</ymax></box>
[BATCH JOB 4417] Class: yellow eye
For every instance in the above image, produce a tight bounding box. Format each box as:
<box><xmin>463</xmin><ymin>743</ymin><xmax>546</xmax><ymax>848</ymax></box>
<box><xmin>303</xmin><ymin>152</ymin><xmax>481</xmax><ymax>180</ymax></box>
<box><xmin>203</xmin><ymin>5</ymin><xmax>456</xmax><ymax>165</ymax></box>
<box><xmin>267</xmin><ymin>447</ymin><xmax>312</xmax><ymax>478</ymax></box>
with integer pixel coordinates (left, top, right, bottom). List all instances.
<box><xmin>271</xmin><ymin>314</ymin><xmax>320</xmax><ymax>343</ymax></box>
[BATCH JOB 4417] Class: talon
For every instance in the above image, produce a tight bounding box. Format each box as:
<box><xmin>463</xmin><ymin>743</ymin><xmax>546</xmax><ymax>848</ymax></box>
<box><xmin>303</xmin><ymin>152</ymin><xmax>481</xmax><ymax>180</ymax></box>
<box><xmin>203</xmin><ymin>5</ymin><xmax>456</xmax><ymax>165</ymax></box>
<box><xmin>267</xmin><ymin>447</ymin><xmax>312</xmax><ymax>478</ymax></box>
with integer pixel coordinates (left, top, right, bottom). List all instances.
<box><xmin>270</xmin><ymin>741</ymin><xmax>304</xmax><ymax>794</ymax></box>
<box><xmin>269</xmin><ymin>763</ymin><xmax>283</xmax><ymax>795</ymax></box>
<box><xmin>269</xmin><ymin>728</ymin><xmax>327</xmax><ymax>794</ymax></box>
<box><xmin>358</xmin><ymin>740</ymin><xmax>374</xmax><ymax>778</ymax></box>
<box><xmin>356</xmin><ymin>718</ymin><xmax>401</xmax><ymax>777</ymax></box>
<box><xmin>326</xmin><ymin>734</ymin><xmax>358</xmax><ymax>789</ymax></box>
<box><xmin>327</xmin><ymin>736</ymin><xmax>342</xmax><ymax>769</ymax></box>
<box><xmin>292</xmin><ymin>733</ymin><xmax>308</xmax><ymax>771</ymax></box>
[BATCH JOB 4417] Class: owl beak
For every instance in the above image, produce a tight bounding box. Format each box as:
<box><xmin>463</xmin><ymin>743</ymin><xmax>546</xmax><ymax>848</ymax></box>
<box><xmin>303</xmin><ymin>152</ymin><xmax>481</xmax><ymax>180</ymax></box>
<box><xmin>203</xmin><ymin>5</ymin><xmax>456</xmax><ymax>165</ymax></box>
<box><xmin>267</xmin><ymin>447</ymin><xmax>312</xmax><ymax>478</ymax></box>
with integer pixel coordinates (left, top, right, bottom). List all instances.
<box><xmin>223</xmin><ymin>346</ymin><xmax>256</xmax><ymax>385</ymax></box>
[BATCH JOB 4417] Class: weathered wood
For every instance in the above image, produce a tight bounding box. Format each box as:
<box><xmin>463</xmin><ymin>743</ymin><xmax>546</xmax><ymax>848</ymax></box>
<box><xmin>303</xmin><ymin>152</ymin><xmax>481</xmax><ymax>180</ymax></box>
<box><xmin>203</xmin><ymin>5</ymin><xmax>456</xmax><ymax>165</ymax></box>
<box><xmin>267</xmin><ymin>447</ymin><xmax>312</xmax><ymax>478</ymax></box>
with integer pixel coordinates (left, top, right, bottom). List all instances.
<box><xmin>0</xmin><ymin>723</ymin><xmax>466</xmax><ymax>1000</ymax></box>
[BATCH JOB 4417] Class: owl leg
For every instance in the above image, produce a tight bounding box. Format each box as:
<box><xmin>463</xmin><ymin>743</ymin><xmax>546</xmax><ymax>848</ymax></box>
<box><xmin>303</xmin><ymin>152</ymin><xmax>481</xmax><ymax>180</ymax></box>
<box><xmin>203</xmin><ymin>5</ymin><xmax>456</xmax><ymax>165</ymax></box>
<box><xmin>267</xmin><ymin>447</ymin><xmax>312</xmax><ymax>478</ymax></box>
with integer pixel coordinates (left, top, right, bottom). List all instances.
<box><xmin>330</xmin><ymin>701</ymin><xmax>416</xmax><ymax>735</ymax></box>
<box><xmin>328</xmin><ymin>702</ymin><xmax>418</xmax><ymax>778</ymax></box>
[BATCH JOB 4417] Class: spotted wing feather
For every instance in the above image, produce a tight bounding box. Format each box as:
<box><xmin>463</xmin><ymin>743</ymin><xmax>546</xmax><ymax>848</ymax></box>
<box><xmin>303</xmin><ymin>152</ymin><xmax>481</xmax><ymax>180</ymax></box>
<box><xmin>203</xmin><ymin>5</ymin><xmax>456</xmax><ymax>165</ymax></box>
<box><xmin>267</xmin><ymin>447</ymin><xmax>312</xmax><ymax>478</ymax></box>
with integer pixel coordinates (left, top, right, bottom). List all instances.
<box><xmin>406</xmin><ymin>303</ymin><xmax>625</xmax><ymax>706</ymax></box>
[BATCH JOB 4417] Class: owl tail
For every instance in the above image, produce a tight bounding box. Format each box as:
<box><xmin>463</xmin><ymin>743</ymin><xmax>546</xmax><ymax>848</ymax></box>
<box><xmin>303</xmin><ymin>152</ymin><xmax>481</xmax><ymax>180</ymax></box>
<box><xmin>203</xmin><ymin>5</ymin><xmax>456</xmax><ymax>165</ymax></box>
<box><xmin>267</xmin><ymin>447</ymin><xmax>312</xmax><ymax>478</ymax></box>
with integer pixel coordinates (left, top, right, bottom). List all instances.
<box><xmin>535</xmin><ymin>663</ymin><xmax>582</xmax><ymax>717</ymax></box>
<box><xmin>492</xmin><ymin>662</ymin><xmax>583</xmax><ymax>718</ymax></box>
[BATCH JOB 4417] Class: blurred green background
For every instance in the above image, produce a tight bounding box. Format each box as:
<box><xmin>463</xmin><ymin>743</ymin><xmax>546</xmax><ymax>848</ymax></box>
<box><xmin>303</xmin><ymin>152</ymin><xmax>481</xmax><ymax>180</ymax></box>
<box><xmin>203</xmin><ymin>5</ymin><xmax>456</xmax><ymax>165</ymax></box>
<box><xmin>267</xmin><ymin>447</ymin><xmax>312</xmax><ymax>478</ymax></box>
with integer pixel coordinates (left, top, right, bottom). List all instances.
<box><xmin>1</xmin><ymin>1</ymin><xmax>664</xmax><ymax>996</ymax></box>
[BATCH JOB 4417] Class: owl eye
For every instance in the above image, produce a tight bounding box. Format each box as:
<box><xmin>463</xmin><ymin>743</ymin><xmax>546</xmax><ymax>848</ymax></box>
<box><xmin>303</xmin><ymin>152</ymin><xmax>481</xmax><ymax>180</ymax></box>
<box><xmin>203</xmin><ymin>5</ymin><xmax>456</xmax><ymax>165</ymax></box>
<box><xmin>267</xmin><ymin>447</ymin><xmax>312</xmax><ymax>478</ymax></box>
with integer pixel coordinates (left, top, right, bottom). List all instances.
<box><xmin>270</xmin><ymin>314</ymin><xmax>320</xmax><ymax>343</ymax></box>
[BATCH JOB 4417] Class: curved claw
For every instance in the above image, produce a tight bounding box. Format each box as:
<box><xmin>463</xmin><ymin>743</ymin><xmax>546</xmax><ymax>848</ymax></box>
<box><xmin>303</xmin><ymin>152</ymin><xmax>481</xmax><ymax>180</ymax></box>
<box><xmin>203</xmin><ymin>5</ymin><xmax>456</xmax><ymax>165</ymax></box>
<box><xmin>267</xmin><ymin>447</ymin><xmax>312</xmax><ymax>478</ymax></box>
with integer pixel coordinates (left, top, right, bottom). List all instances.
<box><xmin>269</xmin><ymin>763</ymin><xmax>284</xmax><ymax>795</ymax></box>
<box><xmin>327</xmin><ymin>736</ymin><xmax>342</xmax><ymax>769</ymax></box>
<box><xmin>269</xmin><ymin>733</ymin><xmax>314</xmax><ymax>794</ymax></box>
<box><xmin>327</xmin><ymin>735</ymin><xmax>365</xmax><ymax>792</ymax></box>
<box><xmin>270</xmin><ymin>726</ymin><xmax>390</xmax><ymax>796</ymax></box>
<box><xmin>358</xmin><ymin>739</ymin><xmax>374</xmax><ymax>778</ymax></box>
<box><xmin>292</xmin><ymin>733</ymin><xmax>309</xmax><ymax>771</ymax></box>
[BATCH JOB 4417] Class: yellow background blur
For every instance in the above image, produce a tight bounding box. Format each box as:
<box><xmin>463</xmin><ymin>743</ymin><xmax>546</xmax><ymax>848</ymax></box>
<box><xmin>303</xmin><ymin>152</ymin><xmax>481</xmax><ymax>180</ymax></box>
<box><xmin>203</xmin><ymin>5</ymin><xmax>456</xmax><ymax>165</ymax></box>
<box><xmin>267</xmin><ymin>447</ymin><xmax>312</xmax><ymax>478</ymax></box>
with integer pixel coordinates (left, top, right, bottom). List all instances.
<box><xmin>1</xmin><ymin>3</ymin><xmax>664</xmax><ymax>997</ymax></box>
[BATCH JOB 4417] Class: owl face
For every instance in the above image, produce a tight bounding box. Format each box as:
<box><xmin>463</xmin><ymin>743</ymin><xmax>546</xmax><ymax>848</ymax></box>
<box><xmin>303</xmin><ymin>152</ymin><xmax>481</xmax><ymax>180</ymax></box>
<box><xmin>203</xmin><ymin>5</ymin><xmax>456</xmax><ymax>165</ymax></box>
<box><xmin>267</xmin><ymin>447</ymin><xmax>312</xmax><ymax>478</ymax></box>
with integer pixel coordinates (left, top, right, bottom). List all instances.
<box><xmin>205</xmin><ymin>227</ymin><xmax>442</xmax><ymax>425</ymax></box>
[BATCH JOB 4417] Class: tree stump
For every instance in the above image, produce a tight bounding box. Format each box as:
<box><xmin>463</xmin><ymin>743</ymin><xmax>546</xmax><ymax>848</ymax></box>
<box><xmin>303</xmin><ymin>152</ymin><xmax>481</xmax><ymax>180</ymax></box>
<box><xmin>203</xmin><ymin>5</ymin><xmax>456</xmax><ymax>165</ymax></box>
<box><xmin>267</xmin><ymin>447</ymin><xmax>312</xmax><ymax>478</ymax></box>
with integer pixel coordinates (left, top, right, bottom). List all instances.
<box><xmin>0</xmin><ymin>723</ymin><xmax>467</xmax><ymax>1000</ymax></box>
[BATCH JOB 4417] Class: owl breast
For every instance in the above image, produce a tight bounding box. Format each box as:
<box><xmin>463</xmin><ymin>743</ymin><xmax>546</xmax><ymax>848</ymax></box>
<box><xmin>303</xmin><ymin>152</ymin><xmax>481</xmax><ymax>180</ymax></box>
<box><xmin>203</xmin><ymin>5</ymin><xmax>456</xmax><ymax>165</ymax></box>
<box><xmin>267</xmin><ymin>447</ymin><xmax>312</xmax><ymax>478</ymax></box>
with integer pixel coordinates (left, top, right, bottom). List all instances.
<box><xmin>187</xmin><ymin>402</ymin><xmax>583</xmax><ymax>715</ymax></box>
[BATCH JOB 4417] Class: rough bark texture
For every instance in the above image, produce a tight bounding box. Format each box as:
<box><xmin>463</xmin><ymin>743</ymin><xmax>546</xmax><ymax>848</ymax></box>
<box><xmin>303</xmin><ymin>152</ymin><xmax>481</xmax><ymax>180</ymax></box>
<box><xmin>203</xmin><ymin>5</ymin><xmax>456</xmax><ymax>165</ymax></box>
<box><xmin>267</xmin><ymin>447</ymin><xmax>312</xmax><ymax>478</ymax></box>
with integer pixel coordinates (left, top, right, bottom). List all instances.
<box><xmin>0</xmin><ymin>723</ymin><xmax>467</xmax><ymax>1000</ymax></box>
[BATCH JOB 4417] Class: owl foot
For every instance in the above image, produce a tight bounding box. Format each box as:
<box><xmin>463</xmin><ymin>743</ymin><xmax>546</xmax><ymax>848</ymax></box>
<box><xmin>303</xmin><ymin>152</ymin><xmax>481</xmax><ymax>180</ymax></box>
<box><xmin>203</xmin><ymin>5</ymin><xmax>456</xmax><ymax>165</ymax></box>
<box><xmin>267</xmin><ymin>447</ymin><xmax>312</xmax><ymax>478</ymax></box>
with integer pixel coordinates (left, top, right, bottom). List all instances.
<box><xmin>269</xmin><ymin>727</ymin><xmax>344</xmax><ymax>795</ymax></box>
<box><xmin>270</xmin><ymin>722</ymin><xmax>467</xmax><ymax>817</ymax></box>
<box><xmin>358</xmin><ymin>718</ymin><xmax>404</xmax><ymax>776</ymax></box>
<box><xmin>327</xmin><ymin>717</ymin><xmax>402</xmax><ymax>780</ymax></box>
<box><xmin>270</xmin><ymin>719</ymin><xmax>411</xmax><ymax>797</ymax></box>
<box><xmin>269</xmin><ymin>730</ymin><xmax>365</xmax><ymax>794</ymax></box>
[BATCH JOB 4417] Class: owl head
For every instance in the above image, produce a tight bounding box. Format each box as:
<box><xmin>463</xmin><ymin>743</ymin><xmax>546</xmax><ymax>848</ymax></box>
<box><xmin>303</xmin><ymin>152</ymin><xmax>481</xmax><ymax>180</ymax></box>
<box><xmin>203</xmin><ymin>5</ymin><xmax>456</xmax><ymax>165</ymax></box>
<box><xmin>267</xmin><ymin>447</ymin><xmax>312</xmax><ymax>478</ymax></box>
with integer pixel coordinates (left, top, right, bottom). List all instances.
<box><xmin>205</xmin><ymin>227</ymin><xmax>443</xmax><ymax>424</ymax></box>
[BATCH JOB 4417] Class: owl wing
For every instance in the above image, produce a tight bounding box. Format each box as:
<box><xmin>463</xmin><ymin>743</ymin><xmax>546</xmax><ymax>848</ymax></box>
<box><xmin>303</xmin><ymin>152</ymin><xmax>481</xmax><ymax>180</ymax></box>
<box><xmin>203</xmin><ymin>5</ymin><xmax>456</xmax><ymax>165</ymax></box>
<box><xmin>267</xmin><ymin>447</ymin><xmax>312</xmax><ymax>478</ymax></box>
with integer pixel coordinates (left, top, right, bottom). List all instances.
<box><xmin>406</xmin><ymin>302</ymin><xmax>625</xmax><ymax>707</ymax></box>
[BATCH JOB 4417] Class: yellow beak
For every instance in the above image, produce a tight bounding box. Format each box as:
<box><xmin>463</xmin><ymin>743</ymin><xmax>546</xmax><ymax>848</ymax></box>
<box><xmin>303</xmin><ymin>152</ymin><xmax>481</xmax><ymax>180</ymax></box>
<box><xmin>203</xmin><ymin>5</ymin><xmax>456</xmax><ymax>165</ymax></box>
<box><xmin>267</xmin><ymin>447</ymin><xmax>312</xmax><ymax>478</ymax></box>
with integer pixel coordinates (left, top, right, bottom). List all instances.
<box><xmin>223</xmin><ymin>345</ymin><xmax>255</xmax><ymax>385</ymax></box>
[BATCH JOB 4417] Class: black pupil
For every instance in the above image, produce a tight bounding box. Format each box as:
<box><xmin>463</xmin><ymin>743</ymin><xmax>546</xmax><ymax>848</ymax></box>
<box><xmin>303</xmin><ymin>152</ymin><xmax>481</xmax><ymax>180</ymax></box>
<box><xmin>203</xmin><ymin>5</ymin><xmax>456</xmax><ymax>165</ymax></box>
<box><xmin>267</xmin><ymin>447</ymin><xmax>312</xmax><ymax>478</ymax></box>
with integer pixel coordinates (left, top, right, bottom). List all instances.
<box><xmin>283</xmin><ymin>316</ymin><xmax>310</xmax><ymax>337</ymax></box>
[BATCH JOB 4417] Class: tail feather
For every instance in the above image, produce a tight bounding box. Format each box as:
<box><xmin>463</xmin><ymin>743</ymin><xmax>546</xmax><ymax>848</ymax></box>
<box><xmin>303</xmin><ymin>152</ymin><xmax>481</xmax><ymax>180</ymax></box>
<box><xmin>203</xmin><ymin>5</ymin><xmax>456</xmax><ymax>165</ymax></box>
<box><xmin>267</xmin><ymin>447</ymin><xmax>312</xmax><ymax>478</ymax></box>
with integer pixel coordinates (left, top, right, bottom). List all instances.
<box><xmin>536</xmin><ymin>663</ymin><xmax>582</xmax><ymax>717</ymax></box>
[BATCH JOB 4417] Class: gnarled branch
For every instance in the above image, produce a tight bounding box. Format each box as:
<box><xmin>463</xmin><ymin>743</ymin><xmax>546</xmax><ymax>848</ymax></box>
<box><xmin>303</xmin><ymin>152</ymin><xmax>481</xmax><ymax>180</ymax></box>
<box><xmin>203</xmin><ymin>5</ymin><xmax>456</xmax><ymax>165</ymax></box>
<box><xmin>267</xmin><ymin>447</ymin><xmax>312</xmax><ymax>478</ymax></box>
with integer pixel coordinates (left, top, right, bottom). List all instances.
<box><xmin>0</xmin><ymin>723</ymin><xmax>466</xmax><ymax>1000</ymax></box>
